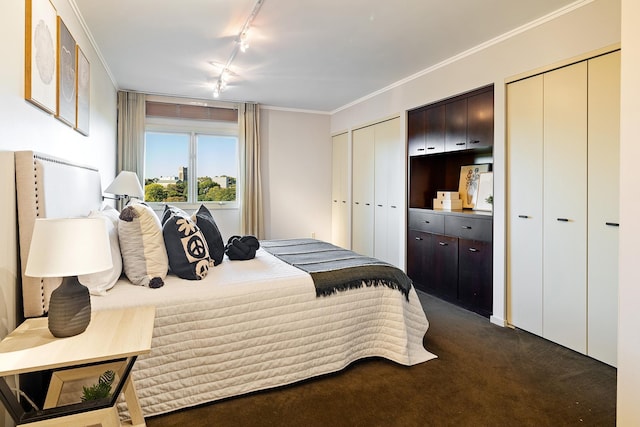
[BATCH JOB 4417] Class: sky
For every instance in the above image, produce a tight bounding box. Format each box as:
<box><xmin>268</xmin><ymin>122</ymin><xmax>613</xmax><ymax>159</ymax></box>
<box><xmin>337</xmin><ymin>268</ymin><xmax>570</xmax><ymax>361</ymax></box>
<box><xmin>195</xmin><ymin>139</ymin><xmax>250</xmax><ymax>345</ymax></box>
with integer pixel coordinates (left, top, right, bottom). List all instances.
<box><xmin>145</xmin><ymin>132</ymin><xmax>238</xmax><ymax>180</ymax></box>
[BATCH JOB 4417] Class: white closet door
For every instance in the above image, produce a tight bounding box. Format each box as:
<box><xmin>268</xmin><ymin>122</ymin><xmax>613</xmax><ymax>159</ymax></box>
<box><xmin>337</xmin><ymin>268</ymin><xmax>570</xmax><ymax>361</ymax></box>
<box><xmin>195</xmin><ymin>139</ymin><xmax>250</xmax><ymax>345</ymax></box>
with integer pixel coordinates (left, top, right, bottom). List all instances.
<box><xmin>543</xmin><ymin>61</ymin><xmax>588</xmax><ymax>354</ymax></box>
<box><xmin>374</xmin><ymin>117</ymin><xmax>402</xmax><ymax>267</ymax></box>
<box><xmin>352</xmin><ymin>126</ymin><xmax>375</xmax><ymax>256</ymax></box>
<box><xmin>587</xmin><ymin>51</ymin><xmax>620</xmax><ymax>366</ymax></box>
<box><xmin>506</xmin><ymin>75</ymin><xmax>544</xmax><ymax>335</ymax></box>
<box><xmin>331</xmin><ymin>133</ymin><xmax>349</xmax><ymax>249</ymax></box>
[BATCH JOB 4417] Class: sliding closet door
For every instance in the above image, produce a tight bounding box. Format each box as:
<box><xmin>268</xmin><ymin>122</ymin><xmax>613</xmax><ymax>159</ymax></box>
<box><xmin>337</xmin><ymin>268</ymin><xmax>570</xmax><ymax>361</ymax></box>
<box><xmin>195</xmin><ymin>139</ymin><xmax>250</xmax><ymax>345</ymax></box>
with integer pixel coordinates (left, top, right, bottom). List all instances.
<box><xmin>542</xmin><ymin>62</ymin><xmax>588</xmax><ymax>354</ymax></box>
<box><xmin>587</xmin><ymin>51</ymin><xmax>620</xmax><ymax>366</ymax></box>
<box><xmin>506</xmin><ymin>75</ymin><xmax>544</xmax><ymax>335</ymax></box>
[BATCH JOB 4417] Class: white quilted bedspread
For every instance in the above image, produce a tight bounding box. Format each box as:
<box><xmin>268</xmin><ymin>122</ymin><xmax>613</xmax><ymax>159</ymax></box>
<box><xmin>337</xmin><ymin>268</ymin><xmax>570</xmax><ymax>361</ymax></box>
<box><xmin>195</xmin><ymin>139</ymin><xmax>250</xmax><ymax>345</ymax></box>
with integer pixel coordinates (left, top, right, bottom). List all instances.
<box><xmin>91</xmin><ymin>248</ymin><xmax>436</xmax><ymax>417</ymax></box>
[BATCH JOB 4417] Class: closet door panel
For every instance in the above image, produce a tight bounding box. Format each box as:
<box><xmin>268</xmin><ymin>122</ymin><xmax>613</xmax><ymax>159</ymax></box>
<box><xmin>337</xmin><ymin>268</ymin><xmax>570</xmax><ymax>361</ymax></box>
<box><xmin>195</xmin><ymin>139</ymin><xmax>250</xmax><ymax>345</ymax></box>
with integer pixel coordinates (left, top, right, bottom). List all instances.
<box><xmin>374</xmin><ymin>117</ymin><xmax>402</xmax><ymax>267</ymax></box>
<box><xmin>506</xmin><ymin>75</ymin><xmax>544</xmax><ymax>335</ymax></box>
<box><xmin>542</xmin><ymin>62</ymin><xmax>588</xmax><ymax>354</ymax></box>
<box><xmin>587</xmin><ymin>51</ymin><xmax>620</xmax><ymax>366</ymax></box>
<box><xmin>331</xmin><ymin>133</ymin><xmax>349</xmax><ymax>249</ymax></box>
<box><xmin>352</xmin><ymin>126</ymin><xmax>375</xmax><ymax>256</ymax></box>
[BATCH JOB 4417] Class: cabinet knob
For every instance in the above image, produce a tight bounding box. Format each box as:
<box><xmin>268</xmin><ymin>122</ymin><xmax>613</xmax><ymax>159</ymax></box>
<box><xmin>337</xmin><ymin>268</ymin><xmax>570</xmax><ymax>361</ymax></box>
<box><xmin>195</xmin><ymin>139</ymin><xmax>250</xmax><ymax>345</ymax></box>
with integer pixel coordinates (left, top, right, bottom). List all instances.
<box><xmin>606</xmin><ymin>222</ymin><xmax>620</xmax><ymax>227</ymax></box>
<box><xmin>333</xmin><ymin>200</ymin><xmax>337</xmax><ymax>202</ymax></box>
<box><xmin>438</xmin><ymin>242</ymin><xmax>448</xmax><ymax>246</ymax></box>
<box><xmin>355</xmin><ymin>201</ymin><xmax>360</xmax><ymax>205</ymax></box>
<box><xmin>469</xmin><ymin>140</ymin><xmax>480</xmax><ymax>144</ymax></box>
<box><xmin>365</xmin><ymin>203</ymin><xmax>371</xmax><ymax>206</ymax></box>
<box><xmin>415</xmin><ymin>237</ymin><xmax>423</xmax><ymax>241</ymax></box>
<box><xmin>557</xmin><ymin>218</ymin><xmax>569</xmax><ymax>222</ymax></box>
<box><xmin>469</xmin><ymin>247</ymin><xmax>478</xmax><ymax>252</ymax></box>
<box><xmin>456</xmin><ymin>142</ymin><xmax>465</xmax><ymax>146</ymax></box>
<box><xmin>424</xmin><ymin>220</ymin><xmax>430</xmax><ymax>224</ymax></box>
<box><xmin>342</xmin><ymin>200</ymin><xmax>346</xmax><ymax>203</ymax></box>
<box><xmin>417</xmin><ymin>148</ymin><xmax>425</xmax><ymax>151</ymax></box>
<box><xmin>377</xmin><ymin>204</ymin><xmax>383</xmax><ymax>207</ymax></box>
<box><xmin>518</xmin><ymin>215</ymin><xmax>530</xmax><ymax>219</ymax></box>
<box><xmin>427</xmin><ymin>147</ymin><xmax>436</xmax><ymax>150</ymax></box>
<box><xmin>391</xmin><ymin>205</ymin><xmax>397</xmax><ymax>209</ymax></box>
<box><xmin>461</xmin><ymin>225</ymin><xmax>472</xmax><ymax>230</ymax></box>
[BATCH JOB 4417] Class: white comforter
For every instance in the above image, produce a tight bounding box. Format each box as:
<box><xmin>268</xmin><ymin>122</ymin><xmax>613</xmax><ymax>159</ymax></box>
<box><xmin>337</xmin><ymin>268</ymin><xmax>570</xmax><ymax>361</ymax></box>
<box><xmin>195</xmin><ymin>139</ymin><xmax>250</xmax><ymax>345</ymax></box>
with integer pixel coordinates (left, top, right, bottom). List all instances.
<box><xmin>91</xmin><ymin>248</ymin><xmax>435</xmax><ymax>417</ymax></box>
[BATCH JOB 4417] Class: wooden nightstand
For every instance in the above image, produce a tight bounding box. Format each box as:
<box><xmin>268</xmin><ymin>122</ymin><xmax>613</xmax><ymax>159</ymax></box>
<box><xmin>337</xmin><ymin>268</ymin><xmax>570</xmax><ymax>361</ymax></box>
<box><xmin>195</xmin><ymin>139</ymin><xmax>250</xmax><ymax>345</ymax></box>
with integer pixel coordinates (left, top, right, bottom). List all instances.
<box><xmin>0</xmin><ymin>306</ymin><xmax>155</xmax><ymax>426</ymax></box>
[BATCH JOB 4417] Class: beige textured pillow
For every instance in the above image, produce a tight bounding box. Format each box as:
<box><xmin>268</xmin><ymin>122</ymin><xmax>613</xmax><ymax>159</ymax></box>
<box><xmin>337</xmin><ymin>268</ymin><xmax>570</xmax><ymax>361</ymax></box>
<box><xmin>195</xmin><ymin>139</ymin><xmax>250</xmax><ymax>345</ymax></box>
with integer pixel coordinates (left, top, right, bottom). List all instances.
<box><xmin>118</xmin><ymin>201</ymin><xmax>167</xmax><ymax>288</ymax></box>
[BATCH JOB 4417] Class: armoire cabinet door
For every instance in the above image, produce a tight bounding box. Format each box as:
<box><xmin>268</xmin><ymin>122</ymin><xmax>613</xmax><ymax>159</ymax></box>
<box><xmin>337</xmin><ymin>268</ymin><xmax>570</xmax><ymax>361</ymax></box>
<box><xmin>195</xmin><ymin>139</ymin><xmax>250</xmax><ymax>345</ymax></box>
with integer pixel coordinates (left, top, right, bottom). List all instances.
<box><xmin>331</xmin><ymin>132</ymin><xmax>349</xmax><ymax>249</ymax></box>
<box><xmin>587</xmin><ymin>51</ymin><xmax>620</xmax><ymax>367</ymax></box>
<box><xmin>506</xmin><ymin>75</ymin><xmax>544</xmax><ymax>336</ymax></box>
<box><xmin>543</xmin><ymin>61</ymin><xmax>588</xmax><ymax>354</ymax></box>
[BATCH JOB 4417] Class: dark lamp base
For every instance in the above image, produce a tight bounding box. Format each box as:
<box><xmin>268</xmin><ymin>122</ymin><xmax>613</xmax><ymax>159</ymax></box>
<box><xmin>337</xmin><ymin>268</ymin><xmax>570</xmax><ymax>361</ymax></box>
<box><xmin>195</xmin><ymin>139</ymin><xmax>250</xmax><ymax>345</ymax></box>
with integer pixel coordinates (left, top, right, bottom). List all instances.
<box><xmin>48</xmin><ymin>276</ymin><xmax>92</xmax><ymax>338</ymax></box>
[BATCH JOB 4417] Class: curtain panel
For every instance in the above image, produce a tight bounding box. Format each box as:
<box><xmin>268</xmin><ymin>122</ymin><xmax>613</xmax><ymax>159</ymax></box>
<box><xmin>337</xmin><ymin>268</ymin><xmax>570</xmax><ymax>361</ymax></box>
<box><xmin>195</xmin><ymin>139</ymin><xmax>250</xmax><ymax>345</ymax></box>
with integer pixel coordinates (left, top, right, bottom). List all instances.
<box><xmin>239</xmin><ymin>103</ymin><xmax>264</xmax><ymax>238</ymax></box>
<box><xmin>116</xmin><ymin>91</ymin><xmax>146</xmax><ymax>180</ymax></box>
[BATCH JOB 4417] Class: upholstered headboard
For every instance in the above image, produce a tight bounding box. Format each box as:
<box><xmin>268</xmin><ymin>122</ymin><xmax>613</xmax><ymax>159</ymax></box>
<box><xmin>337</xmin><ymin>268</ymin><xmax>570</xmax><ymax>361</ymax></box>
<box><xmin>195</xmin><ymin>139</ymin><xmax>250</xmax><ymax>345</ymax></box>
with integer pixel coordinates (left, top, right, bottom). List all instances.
<box><xmin>15</xmin><ymin>151</ymin><xmax>103</xmax><ymax>317</ymax></box>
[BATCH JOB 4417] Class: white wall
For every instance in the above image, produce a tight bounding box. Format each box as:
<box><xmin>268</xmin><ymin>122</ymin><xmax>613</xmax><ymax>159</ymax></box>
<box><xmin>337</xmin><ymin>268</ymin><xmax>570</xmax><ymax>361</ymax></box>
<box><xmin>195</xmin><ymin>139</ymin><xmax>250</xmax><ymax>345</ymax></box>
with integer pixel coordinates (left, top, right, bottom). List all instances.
<box><xmin>0</xmin><ymin>0</ymin><xmax>116</xmax><ymax>422</ymax></box>
<box><xmin>617</xmin><ymin>0</ymin><xmax>640</xmax><ymax>423</ymax></box>
<box><xmin>260</xmin><ymin>108</ymin><xmax>332</xmax><ymax>241</ymax></box>
<box><xmin>330</xmin><ymin>0</ymin><xmax>620</xmax><ymax>327</ymax></box>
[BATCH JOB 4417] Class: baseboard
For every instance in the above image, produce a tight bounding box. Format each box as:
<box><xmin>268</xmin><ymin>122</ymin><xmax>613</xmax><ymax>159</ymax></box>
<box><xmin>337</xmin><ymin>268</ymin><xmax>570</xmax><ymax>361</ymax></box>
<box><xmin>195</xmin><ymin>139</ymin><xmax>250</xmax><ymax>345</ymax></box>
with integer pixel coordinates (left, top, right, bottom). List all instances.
<box><xmin>490</xmin><ymin>315</ymin><xmax>507</xmax><ymax>327</ymax></box>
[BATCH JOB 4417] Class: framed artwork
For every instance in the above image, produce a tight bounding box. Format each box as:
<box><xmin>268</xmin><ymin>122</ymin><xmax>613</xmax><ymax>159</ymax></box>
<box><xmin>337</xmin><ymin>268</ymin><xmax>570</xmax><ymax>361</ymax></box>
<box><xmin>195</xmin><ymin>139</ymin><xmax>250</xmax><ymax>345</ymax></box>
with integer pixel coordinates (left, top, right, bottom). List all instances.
<box><xmin>474</xmin><ymin>172</ymin><xmax>494</xmax><ymax>211</ymax></box>
<box><xmin>25</xmin><ymin>0</ymin><xmax>57</xmax><ymax>114</ymax></box>
<box><xmin>56</xmin><ymin>16</ymin><xmax>76</xmax><ymax>127</ymax></box>
<box><xmin>75</xmin><ymin>45</ymin><xmax>90</xmax><ymax>135</ymax></box>
<box><xmin>458</xmin><ymin>164</ymin><xmax>490</xmax><ymax>209</ymax></box>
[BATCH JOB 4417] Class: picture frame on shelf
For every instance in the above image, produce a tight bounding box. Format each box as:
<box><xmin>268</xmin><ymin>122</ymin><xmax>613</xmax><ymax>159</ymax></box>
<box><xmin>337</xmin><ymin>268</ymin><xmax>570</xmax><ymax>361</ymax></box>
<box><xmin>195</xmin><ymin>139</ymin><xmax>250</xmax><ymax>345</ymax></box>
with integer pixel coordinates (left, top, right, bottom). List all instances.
<box><xmin>458</xmin><ymin>164</ymin><xmax>490</xmax><ymax>209</ymax></box>
<box><xmin>75</xmin><ymin>45</ymin><xmax>90</xmax><ymax>135</ymax></box>
<box><xmin>25</xmin><ymin>0</ymin><xmax>57</xmax><ymax>114</ymax></box>
<box><xmin>56</xmin><ymin>16</ymin><xmax>76</xmax><ymax>127</ymax></box>
<box><xmin>474</xmin><ymin>172</ymin><xmax>494</xmax><ymax>211</ymax></box>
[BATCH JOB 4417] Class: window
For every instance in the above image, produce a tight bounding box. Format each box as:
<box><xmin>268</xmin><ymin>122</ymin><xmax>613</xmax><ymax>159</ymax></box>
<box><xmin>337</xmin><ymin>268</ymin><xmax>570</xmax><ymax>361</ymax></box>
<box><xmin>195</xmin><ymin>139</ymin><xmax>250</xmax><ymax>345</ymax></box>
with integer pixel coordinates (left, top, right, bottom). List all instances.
<box><xmin>143</xmin><ymin>103</ymin><xmax>239</xmax><ymax>207</ymax></box>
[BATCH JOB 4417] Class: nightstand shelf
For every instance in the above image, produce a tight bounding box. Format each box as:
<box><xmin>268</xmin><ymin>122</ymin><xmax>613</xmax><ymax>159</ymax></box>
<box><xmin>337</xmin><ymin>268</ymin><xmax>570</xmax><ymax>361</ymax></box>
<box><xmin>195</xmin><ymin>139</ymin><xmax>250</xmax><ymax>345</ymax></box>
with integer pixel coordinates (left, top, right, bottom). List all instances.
<box><xmin>0</xmin><ymin>306</ymin><xmax>155</xmax><ymax>426</ymax></box>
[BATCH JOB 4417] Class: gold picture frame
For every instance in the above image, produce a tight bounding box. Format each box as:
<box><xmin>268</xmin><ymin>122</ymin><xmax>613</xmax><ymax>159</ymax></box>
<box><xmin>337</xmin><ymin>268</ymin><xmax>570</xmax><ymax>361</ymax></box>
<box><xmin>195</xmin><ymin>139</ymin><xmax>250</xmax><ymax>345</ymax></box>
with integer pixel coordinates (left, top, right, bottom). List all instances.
<box><xmin>56</xmin><ymin>16</ymin><xmax>76</xmax><ymax>127</ymax></box>
<box><xmin>75</xmin><ymin>45</ymin><xmax>90</xmax><ymax>135</ymax></box>
<box><xmin>25</xmin><ymin>0</ymin><xmax>57</xmax><ymax>114</ymax></box>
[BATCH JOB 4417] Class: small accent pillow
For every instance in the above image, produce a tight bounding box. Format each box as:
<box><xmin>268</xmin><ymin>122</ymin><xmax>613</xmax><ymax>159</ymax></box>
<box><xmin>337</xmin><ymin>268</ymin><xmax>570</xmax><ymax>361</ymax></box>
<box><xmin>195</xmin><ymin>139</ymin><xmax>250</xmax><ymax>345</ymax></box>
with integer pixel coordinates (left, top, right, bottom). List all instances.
<box><xmin>118</xmin><ymin>201</ymin><xmax>167</xmax><ymax>288</ymax></box>
<box><xmin>225</xmin><ymin>235</ymin><xmax>260</xmax><ymax>261</ymax></box>
<box><xmin>191</xmin><ymin>205</ymin><xmax>225</xmax><ymax>266</ymax></box>
<box><xmin>162</xmin><ymin>207</ymin><xmax>212</xmax><ymax>280</ymax></box>
<box><xmin>79</xmin><ymin>206</ymin><xmax>123</xmax><ymax>295</ymax></box>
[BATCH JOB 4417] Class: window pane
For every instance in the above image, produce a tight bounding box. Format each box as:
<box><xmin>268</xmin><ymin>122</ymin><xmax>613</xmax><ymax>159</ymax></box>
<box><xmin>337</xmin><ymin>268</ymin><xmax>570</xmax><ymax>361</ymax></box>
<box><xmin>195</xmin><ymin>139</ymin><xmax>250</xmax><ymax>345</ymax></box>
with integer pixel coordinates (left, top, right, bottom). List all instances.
<box><xmin>144</xmin><ymin>132</ymin><xmax>189</xmax><ymax>202</ymax></box>
<box><xmin>197</xmin><ymin>135</ymin><xmax>238</xmax><ymax>202</ymax></box>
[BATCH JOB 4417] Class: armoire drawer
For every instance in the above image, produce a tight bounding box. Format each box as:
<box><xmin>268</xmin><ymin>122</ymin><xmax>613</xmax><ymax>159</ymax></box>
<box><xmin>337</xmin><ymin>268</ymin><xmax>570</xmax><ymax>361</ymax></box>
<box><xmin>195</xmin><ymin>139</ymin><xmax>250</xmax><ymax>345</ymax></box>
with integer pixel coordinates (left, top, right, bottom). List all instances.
<box><xmin>445</xmin><ymin>215</ymin><xmax>492</xmax><ymax>242</ymax></box>
<box><xmin>408</xmin><ymin>209</ymin><xmax>445</xmax><ymax>234</ymax></box>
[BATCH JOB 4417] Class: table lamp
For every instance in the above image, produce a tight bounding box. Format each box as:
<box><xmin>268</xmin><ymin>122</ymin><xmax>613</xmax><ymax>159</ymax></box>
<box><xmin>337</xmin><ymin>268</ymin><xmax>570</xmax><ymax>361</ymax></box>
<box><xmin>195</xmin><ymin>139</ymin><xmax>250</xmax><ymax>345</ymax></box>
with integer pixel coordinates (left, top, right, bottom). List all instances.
<box><xmin>25</xmin><ymin>218</ymin><xmax>113</xmax><ymax>338</ymax></box>
<box><xmin>104</xmin><ymin>170</ymin><xmax>144</xmax><ymax>208</ymax></box>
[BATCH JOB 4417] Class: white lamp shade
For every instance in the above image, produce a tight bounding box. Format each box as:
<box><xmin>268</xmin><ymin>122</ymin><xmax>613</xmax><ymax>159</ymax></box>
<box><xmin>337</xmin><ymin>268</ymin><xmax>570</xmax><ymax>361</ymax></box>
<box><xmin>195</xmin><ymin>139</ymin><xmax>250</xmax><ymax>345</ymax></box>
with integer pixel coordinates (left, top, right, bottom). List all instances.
<box><xmin>25</xmin><ymin>218</ymin><xmax>113</xmax><ymax>277</ymax></box>
<box><xmin>104</xmin><ymin>171</ymin><xmax>144</xmax><ymax>198</ymax></box>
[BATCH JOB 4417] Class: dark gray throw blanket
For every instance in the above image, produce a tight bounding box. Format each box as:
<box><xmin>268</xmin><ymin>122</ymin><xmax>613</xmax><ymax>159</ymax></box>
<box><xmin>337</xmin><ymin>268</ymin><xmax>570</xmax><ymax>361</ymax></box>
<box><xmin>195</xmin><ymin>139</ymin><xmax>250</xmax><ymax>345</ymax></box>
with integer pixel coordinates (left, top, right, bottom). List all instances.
<box><xmin>261</xmin><ymin>239</ymin><xmax>412</xmax><ymax>300</ymax></box>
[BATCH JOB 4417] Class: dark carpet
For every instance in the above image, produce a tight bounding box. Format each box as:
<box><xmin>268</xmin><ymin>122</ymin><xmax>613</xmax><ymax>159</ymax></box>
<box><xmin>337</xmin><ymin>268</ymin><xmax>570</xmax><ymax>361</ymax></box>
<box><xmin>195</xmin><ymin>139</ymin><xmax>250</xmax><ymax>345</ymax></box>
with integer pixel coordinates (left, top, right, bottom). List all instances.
<box><xmin>146</xmin><ymin>291</ymin><xmax>616</xmax><ymax>427</ymax></box>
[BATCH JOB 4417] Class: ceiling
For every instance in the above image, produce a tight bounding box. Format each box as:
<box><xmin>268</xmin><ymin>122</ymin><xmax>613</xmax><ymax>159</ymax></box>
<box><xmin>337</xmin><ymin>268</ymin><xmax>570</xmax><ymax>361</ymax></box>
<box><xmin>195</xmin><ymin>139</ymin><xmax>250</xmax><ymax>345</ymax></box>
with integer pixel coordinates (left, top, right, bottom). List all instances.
<box><xmin>72</xmin><ymin>0</ymin><xmax>579</xmax><ymax>112</ymax></box>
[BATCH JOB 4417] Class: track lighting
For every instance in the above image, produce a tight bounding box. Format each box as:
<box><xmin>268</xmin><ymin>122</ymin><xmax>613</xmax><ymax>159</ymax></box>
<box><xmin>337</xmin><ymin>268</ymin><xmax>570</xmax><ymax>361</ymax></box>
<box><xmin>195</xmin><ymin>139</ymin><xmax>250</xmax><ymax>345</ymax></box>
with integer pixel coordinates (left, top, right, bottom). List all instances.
<box><xmin>211</xmin><ymin>0</ymin><xmax>264</xmax><ymax>99</ymax></box>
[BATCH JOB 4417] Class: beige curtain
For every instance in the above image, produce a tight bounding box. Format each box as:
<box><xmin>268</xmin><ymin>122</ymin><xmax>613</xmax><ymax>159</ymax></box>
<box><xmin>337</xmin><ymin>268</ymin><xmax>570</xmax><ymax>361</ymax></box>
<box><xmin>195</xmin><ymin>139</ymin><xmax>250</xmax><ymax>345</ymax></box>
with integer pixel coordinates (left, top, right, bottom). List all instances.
<box><xmin>239</xmin><ymin>103</ymin><xmax>264</xmax><ymax>238</ymax></box>
<box><xmin>116</xmin><ymin>91</ymin><xmax>146</xmax><ymax>179</ymax></box>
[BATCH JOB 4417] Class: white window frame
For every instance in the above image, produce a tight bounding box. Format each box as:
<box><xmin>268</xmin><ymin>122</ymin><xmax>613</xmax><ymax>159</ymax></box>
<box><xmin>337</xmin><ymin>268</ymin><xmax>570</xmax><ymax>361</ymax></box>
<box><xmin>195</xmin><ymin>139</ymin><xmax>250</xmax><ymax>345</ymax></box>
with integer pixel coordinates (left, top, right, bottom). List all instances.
<box><xmin>144</xmin><ymin>116</ymin><xmax>240</xmax><ymax>211</ymax></box>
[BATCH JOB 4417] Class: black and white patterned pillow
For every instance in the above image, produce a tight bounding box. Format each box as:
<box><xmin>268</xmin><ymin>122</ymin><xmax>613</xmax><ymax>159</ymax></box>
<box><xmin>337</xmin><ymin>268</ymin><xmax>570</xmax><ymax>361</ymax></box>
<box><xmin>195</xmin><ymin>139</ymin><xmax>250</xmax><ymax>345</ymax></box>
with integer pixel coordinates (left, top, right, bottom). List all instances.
<box><xmin>162</xmin><ymin>208</ymin><xmax>212</xmax><ymax>280</ymax></box>
<box><xmin>191</xmin><ymin>205</ymin><xmax>225</xmax><ymax>266</ymax></box>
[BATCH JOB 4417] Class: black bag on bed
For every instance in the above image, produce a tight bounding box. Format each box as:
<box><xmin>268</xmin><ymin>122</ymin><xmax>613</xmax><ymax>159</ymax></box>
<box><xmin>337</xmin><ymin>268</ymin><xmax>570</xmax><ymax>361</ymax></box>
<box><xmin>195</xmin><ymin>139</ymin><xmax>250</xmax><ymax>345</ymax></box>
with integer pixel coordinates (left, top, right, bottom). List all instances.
<box><xmin>225</xmin><ymin>235</ymin><xmax>260</xmax><ymax>260</ymax></box>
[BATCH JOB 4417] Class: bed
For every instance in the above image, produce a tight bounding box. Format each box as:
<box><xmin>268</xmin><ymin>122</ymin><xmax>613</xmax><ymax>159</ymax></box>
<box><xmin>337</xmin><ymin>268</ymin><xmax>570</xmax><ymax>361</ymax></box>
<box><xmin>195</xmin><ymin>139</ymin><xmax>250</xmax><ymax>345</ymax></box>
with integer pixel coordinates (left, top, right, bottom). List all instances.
<box><xmin>14</xmin><ymin>150</ymin><xmax>436</xmax><ymax>419</ymax></box>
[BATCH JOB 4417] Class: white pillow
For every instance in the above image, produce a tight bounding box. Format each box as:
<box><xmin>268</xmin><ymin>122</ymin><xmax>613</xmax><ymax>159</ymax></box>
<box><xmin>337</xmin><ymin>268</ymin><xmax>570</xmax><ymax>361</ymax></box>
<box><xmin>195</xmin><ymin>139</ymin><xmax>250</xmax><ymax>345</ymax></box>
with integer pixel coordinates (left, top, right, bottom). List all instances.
<box><xmin>78</xmin><ymin>206</ymin><xmax>123</xmax><ymax>295</ymax></box>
